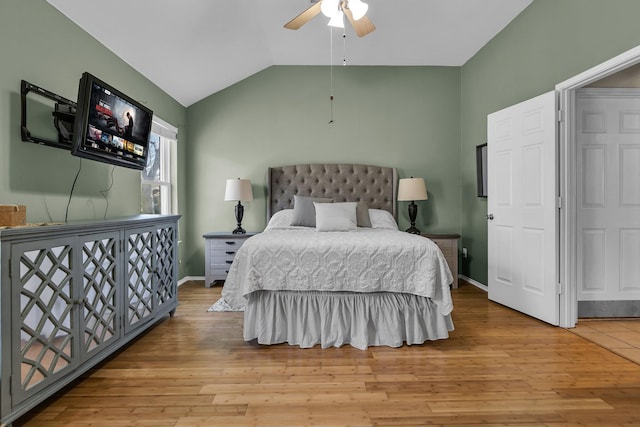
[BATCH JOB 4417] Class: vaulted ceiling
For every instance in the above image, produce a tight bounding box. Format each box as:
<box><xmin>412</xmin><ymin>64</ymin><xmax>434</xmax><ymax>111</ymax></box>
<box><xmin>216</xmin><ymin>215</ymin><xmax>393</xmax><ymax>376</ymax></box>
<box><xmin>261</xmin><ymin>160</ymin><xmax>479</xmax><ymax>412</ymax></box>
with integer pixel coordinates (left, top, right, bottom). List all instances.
<box><xmin>47</xmin><ymin>0</ymin><xmax>533</xmax><ymax>107</ymax></box>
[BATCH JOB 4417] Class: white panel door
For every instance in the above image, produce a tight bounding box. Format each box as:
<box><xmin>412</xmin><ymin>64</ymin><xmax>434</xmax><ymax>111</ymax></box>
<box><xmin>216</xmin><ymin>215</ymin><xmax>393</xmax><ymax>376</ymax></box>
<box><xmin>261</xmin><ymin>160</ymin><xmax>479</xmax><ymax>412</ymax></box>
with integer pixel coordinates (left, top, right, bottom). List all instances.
<box><xmin>576</xmin><ymin>89</ymin><xmax>640</xmax><ymax>301</ymax></box>
<box><xmin>487</xmin><ymin>91</ymin><xmax>559</xmax><ymax>325</ymax></box>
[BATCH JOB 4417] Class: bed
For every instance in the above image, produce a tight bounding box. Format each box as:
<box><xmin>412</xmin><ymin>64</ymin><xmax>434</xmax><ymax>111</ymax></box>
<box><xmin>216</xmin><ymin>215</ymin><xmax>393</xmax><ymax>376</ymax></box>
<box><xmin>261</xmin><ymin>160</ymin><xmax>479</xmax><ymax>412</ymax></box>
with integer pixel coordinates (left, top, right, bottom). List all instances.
<box><xmin>221</xmin><ymin>163</ymin><xmax>454</xmax><ymax>349</ymax></box>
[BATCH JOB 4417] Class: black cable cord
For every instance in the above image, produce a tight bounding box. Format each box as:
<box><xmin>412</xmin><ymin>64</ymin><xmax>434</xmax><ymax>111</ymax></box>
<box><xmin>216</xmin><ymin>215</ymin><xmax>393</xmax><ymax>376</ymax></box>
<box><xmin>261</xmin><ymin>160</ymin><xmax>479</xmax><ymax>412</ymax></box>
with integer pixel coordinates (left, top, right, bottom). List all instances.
<box><xmin>65</xmin><ymin>159</ymin><xmax>82</xmax><ymax>223</ymax></box>
<box><xmin>100</xmin><ymin>166</ymin><xmax>116</xmax><ymax>219</ymax></box>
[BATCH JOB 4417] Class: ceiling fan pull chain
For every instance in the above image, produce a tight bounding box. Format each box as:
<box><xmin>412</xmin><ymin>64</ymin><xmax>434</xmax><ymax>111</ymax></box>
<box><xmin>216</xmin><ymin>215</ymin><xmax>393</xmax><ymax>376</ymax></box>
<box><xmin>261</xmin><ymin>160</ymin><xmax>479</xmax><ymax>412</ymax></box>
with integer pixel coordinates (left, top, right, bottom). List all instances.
<box><xmin>343</xmin><ymin>32</ymin><xmax>347</xmax><ymax>66</ymax></box>
<box><xmin>329</xmin><ymin>25</ymin><xmax>335</xmax><ymax>124</ymax></box>
<box><xmin>329</xmin><ymin>95</ymin><xmax>334</xmax><ymax>124</ymax></box>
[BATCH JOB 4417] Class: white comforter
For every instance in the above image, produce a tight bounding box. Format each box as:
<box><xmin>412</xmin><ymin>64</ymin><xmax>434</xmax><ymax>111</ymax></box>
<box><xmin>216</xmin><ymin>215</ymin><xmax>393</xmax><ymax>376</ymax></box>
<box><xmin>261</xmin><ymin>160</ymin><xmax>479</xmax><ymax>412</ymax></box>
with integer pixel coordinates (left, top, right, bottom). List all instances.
<box><xmin>221</xmin><ymin>227</ymin><xmax>454</xmax><ymax>315</ymax></box>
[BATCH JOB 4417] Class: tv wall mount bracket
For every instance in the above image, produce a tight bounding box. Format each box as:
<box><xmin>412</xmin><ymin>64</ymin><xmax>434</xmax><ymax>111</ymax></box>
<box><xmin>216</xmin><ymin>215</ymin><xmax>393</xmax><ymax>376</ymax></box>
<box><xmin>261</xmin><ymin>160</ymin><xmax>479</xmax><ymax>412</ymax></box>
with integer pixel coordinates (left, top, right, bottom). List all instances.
<box><xmin>20</xmin><ymin>80</ymin><xmax>77</xmax><ymax>150</ymax></box>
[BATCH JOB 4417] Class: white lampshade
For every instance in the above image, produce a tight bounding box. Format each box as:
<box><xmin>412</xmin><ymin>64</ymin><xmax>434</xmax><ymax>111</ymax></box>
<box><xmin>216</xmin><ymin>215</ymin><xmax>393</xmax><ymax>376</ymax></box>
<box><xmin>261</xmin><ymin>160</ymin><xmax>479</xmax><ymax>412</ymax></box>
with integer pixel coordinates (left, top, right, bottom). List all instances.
<box><xmin>349</xmin><ymin>0</ymin><xmax>368</xmax><ymax>20</ymax></box>
<box><xmin>397</xmin><ymin>178</ymin><xmax>428</xmax><ymax>201</ymax></box>
<box><xmin>321</xmin><ymin>0</ymin><xmax>340</xmax><ymax>17</ymax></box>
<box><xmin>328</xmin><ymin>10</ymin><xmax>345</xmax><ymax>28</ymax></box>
<box><xmin>224</xmin><ymin>178</ymin><xmax>253</xmax><ymax>202</ymax></box>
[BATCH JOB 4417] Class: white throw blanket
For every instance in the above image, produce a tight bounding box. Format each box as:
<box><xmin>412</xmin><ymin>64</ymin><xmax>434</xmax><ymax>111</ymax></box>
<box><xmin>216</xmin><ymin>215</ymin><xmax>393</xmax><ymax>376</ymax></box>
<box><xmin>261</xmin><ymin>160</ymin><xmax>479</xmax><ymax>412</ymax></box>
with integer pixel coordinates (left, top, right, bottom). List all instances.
<box><xmin>221</xmin><ymin>228</ymin><xmax>454</xmax><ymax>315</ymax></box>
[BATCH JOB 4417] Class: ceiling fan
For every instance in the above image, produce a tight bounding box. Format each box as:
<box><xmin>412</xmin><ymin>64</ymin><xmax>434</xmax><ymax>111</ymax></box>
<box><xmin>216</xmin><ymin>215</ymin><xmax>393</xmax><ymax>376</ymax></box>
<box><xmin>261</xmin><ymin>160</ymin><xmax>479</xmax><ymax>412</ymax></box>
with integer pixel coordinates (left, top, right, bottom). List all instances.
<box><xmin>284</xmin><ymin>0</ymin><xmax>375</xmax><ymax>38</ymax></box>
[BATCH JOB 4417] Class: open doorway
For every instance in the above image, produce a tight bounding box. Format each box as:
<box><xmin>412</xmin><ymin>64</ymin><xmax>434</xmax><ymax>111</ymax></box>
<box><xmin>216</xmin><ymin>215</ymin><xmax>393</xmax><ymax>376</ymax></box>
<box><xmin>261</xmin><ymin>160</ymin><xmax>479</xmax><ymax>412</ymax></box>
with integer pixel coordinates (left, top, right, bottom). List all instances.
<box><xmin>558</xmin><ymin>45</ymin><xmax>640</xmax><ymax>327</ymax></box>
<box><xmin>574</xmin><ymin>86</ymin><xmax>640</xmax><ymax>318</ymax></box>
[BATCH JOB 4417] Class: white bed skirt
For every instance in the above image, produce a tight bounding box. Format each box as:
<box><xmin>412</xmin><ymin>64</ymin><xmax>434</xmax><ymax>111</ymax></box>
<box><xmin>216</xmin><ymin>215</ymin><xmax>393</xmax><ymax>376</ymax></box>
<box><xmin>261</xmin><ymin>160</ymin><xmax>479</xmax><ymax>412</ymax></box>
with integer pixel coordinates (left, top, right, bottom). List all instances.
<box><xmin>243</xmin><ymin>290</ymin><xmax>454</xmax><ymax>350</ymax></box>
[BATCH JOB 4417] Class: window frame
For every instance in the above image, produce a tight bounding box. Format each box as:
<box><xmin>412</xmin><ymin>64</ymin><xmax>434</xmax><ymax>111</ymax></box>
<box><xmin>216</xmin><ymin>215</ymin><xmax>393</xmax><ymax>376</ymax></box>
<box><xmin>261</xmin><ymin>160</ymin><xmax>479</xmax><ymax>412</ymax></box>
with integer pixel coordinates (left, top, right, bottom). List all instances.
<box><xmin>141</xmin><ymin>116</ymin><xmax>177</xmax><ymax>215</ymax></box>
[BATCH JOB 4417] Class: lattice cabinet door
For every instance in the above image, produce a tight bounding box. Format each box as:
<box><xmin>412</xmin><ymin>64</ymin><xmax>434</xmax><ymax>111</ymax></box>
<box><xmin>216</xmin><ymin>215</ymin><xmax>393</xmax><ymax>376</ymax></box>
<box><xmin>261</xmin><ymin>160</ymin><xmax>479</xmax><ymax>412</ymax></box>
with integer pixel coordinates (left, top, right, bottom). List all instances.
<box><xmin>79</xmin><ymin>232</ymin><xmax>121</xmax><ymax>360</ymax></box>
<box><xmin>155</xmin><ymin>224</ymin><xmax>177</xmax><ymax>313</ymax></box>
<box><xmin>124</xmin><ymin>227</ymin><xmax>155</xmax><ymax>333</ymax></box>
<box><xmin>1</xmin><ymin>215</ymin><xmax>180</xmax><ymax>425</ymax></box>
<box><xmin>10</xmin><ymin>237</ymin><xmax>79</xmax><ymax>404</ymax></box>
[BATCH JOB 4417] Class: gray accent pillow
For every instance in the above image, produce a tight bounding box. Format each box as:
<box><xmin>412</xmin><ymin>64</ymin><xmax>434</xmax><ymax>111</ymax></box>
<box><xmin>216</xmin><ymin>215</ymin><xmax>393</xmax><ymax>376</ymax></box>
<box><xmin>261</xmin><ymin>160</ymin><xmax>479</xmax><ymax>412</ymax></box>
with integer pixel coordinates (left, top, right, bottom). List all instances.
<box><xmin>356</xmin><ymin>201</ymin><xmax>372</xmax><ymax>227</ymax></box>
<box><xmin>290</xmin><ymin>195</ymin><xmax>333</xmax><ymax>227</ymax></box>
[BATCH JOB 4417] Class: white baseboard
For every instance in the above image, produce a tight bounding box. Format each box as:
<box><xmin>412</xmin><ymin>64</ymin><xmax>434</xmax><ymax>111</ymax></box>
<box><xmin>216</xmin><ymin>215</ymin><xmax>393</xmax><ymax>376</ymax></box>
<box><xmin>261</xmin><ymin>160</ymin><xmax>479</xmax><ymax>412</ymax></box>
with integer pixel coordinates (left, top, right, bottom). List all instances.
<box><xmin>178</xmin><ymin>276</ymin><xmax>204</xmax><ymax>286</ymax></box>
<box><xmin>459</xmin><ymin>275</ymin><xmax>488</xmax><ymax>292</ymax></box>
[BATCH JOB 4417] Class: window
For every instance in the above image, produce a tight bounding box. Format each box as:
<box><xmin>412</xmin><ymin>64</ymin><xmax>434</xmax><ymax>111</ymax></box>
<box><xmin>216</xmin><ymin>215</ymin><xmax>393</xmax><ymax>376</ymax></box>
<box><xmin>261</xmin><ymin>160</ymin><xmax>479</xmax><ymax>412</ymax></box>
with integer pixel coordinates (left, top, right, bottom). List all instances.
<box><xmin>141</xmin><ymin>117</ymin><xmax>177</xmax><ymax>215</ymax></box>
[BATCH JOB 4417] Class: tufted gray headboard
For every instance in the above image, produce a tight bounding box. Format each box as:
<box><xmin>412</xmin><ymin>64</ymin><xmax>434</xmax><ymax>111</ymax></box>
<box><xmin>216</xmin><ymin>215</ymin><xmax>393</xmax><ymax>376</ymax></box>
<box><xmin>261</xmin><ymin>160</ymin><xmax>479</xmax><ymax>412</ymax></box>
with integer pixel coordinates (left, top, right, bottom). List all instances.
<box><xmin>267</xmin><ymin>163</ymin><xmax>398</xmax><ymax>220</ymax></box>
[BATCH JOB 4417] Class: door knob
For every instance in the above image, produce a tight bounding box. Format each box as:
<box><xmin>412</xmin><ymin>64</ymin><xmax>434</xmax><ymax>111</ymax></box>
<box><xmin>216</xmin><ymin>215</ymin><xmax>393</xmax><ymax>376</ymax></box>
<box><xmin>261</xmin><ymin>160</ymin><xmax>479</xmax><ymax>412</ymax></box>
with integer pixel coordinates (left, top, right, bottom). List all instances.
<box><xmin>486</xmin><ymin>214</ymin><xmax>494</xmax><ymax>220</ymax></box>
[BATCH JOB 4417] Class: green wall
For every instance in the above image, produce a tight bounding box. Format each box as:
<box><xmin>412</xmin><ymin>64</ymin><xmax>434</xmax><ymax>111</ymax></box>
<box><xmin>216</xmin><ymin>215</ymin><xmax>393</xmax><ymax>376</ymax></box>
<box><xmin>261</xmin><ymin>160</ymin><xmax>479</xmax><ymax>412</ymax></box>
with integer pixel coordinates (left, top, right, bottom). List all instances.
<box><xmin>460</xmin><ymin>0</ymin><xmax>640</xmax><ymax>284</ymax></box>
<box><xmin>185</xmin><ymin>66</ymin><xmax>461</xmax><ymax>275</ymax></box>
<box><xmin>0</xmin><ymin>1</ymin><xmax>188</xmax><ymax>275</ymax></box>
<box><xmin>9</xmin><ymin>0</ymin><xmax>640</xmax><ymax>285</ymax></box>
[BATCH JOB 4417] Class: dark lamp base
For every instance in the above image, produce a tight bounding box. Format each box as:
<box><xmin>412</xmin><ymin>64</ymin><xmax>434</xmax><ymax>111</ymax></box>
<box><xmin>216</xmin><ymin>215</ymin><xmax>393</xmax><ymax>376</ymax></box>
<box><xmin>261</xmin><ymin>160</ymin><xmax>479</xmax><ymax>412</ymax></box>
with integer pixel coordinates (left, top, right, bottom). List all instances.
<box><xmin>232</xmin><ymin>201</ymin><xmax>246</xmax><ymax>234</ymax></box>
<box><xmin>405</xmin><ymin>226</ymin><xmax>421</xmax><ymax>235</ymax></box>
<box><xmin>406</xmin><ymin>201</ymin><xmax>421</xmax><ymax>235</ymax></box>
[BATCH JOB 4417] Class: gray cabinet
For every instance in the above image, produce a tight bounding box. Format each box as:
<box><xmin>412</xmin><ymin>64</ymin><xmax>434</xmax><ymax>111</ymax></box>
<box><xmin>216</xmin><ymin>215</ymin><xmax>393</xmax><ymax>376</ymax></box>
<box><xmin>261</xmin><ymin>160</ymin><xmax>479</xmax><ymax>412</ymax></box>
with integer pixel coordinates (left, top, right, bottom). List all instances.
<box><xmin>203</xmin><ymin>232</ymin><xmax>257</xmax><ymax>287</ymax></box>
<box><xmin>422</xmin><ymin>233</ymin><xmax>460</xmax><ymax>289</ymax></box>
<box><xmin>1</xmin><ymin>215</ymin><xmax>179</xmax><ymax>426</ymax></box>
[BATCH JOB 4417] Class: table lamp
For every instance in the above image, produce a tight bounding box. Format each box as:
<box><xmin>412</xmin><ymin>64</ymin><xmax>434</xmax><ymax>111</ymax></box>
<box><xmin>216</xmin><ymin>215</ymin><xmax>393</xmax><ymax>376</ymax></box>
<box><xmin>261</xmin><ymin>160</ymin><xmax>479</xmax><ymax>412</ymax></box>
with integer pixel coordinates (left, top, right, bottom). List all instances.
<box><xmin>397</xmin><ymin>177</ymin><xmax>428</xmax><ymax>234</ymax></box>
<box><xmin>224</xmin><ymin>178</ymin><xmax>253</xmax><ymax>234</ymax></box>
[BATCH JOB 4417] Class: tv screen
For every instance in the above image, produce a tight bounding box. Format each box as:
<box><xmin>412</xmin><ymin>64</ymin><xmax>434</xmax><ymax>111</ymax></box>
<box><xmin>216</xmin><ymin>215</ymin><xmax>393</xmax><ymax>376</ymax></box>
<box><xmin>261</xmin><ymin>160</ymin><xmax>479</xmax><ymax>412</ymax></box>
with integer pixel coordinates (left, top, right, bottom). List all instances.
<box><xmin>72</xmin><ymin>72</ymin><xmax>153</xmax><ymax>170</ymax></box>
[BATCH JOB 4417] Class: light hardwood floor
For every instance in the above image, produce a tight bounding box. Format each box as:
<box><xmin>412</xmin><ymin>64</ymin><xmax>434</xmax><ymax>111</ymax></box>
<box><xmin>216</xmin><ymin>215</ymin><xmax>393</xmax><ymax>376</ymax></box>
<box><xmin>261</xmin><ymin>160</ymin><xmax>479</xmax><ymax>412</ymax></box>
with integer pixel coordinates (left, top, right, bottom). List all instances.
<box><xmin>571</xmin><ymin>318</ymin><xmax>640</xmax><ymax>365</ymax></box>
<box><xmin>16</xmin><ymin>281</ymin><xmax>640</xmax><ymax>426</ymax></box>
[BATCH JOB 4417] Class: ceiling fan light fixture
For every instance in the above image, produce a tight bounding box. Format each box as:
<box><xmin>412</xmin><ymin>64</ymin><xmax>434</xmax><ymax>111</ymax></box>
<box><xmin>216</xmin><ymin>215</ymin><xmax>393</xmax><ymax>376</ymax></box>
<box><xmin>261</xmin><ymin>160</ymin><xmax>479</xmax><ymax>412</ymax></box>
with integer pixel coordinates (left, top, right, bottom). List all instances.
<box><xmin>327</xmin><ymin>10</ymin><xmax>345</xmax><ymax>28</ymax></box>
<box><xmin>283</xmin><ymin>0</ymin><xmax>375</xmax><ymax>38</ymax></box>
<box><xmin>321</xmin><ymin>0</ymin><xmax>340</xmax><ymax>18</ymax></box>
<box><xmin>348</xmin><ymin>0</ymin><xmax>368</xmax><ymax>21</ymax></box>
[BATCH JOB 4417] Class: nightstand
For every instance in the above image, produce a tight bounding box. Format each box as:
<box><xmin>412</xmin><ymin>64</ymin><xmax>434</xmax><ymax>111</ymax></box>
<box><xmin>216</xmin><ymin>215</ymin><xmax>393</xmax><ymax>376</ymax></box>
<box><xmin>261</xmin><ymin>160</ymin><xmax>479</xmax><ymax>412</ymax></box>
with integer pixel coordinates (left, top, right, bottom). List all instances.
<box><xmin>421</xmin><ymin>233</ymin><xmax>460</xmax><ymax>289</ymax></box>
<box><xmin>203</xmin><ymin>232</ymin><xmax>257</xmax><ymax>287</ymax></box>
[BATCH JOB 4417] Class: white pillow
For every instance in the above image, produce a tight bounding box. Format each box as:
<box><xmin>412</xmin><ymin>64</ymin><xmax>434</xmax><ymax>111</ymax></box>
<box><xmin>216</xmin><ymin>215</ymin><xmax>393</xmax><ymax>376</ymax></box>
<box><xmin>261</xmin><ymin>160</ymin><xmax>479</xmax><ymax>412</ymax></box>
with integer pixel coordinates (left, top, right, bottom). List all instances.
<box><xmin>290</xmin><ymin>195</ymin><xmax>334</xmax><ymax>227</ymax></box>
<box><xmin>368</xmin><ymin>209</ymin><xmax>399</xmax><ymax>230</ymax></box>
<box><xmin>314</xmin><ymin>202</ymin><xmax>357</xmax><ymax>232</ymax></box>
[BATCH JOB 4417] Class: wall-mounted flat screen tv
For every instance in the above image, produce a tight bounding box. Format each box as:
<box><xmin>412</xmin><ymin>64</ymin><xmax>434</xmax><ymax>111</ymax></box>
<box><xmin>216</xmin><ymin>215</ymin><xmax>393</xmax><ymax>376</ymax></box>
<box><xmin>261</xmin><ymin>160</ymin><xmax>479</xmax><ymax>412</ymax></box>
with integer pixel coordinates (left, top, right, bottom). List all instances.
<box><xmin>72</xmin><ymin>72</ymin><xmax>153</xmax><ymax>170</ymax></box>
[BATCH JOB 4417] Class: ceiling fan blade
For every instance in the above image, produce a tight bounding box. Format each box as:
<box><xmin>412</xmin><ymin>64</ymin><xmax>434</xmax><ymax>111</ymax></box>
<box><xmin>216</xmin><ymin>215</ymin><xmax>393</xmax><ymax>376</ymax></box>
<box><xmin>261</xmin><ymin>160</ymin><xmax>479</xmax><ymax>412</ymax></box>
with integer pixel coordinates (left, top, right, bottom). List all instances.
<box><xmin>343</xmin><ymin>7</ymin><xmax>375</xmax><ymax>37</ymax></box>
<box><xmin>284</xmin><ymin>1</ymin><xmax>323</xmax><ymax>30</ymax></box>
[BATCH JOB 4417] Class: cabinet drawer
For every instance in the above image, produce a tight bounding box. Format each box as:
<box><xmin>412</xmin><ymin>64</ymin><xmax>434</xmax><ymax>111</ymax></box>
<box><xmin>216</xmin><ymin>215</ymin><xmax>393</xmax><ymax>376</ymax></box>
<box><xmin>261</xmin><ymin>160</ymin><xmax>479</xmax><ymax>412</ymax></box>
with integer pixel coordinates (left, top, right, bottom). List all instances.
<box><xmin>210</xmin><ymin>257</ymin><xmax>236</xmax><ymax>269</ymax></box>
<box><xmin>210</xmin><ymin>247</ymin><xmax>239</xmax><ymax>257</ymax></box>
<box><xmin>210</xmin><ymin>267</ymin><xmax>232</xmax><ymax>280</ymax></box>
<box><xmin>430</xmin><ymin>239</ymin><xmax>454</xmax><ymax>257</ymax></box>
<box><xmin>203</xmin><ymin>232</ymin><xmax>257</xmax><ymax>287</ymax></box>
<box><xmin>210</xmin><ymin>239</ymin><xmax>245</xmax><ymax>249</ymax></box>
<box><xmin>209</xmin><ymin>245</ymin><xmax>240</xmax><ymax>266</ymax></box>
<box><xmin>210</xmin><ymin>252</ymin><xmax>236</xmax><ymax>263</ymax></box>
<box><xmin>421</xmin><ymin>233</ymin><xmax>460</xmax><ymax>289</ymax></box>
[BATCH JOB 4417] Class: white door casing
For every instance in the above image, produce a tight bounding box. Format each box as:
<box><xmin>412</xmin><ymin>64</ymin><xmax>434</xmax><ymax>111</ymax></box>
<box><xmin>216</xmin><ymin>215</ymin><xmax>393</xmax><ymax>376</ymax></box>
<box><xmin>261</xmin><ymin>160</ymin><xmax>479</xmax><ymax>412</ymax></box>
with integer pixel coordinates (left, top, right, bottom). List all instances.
<box><xmin>487</xmin><ymin>90</ymin><xmax>559</xmax><ymax>325</ymax></box>
<box><xmin>576</xmin><ymin>89</ymin><xmax>640</xmax><ymax>302</ymax></box>
<box><xmin>556</xmin><ymin>44</ymin><xmax>640</xmax><ymax>327</ymax></box>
